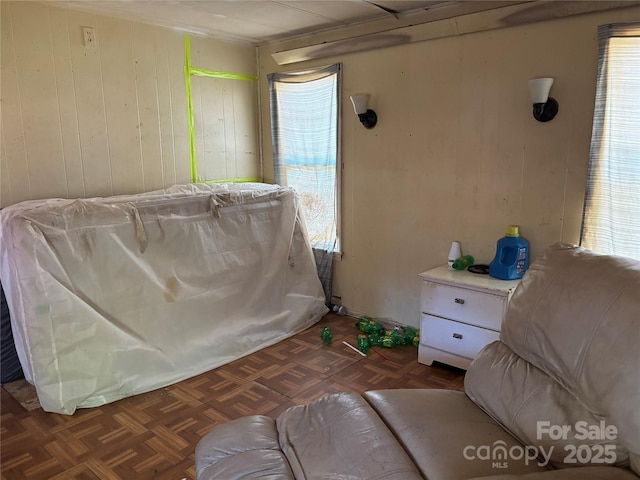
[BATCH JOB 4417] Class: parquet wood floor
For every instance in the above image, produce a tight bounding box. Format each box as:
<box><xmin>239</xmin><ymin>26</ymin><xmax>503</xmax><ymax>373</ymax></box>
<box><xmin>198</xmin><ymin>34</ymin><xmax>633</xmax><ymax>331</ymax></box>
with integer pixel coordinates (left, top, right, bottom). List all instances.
<box><xmin>1</xmin><ymin>313</ymin><xmax>465</xmax><ymax>479</ymax></box>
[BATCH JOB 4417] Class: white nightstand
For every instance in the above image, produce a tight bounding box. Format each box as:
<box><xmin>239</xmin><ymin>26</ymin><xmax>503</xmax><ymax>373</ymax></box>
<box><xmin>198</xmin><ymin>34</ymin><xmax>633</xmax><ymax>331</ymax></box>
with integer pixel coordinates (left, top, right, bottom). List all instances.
<box><xmin>418</xmin><ymin>265</ymin><xmax>521</xmax><ymax>370</ymax></box>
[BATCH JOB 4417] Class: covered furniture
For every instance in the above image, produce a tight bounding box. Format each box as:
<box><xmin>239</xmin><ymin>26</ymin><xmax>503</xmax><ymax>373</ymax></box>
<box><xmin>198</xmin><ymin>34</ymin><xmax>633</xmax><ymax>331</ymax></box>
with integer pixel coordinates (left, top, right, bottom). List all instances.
<box><xmin>0</xmin><ymin>183</ymin><xmax>327</xmax><ymax>414</ymax></box>
<box><xmin>195</xmin><ymin>243</ymin><xmax>640</xmax><ymax>479</ymax></box>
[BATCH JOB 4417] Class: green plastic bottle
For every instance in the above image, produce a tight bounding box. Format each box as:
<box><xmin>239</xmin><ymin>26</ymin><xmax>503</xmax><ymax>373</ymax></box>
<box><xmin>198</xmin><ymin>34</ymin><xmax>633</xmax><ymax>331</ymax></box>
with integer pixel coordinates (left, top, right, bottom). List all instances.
<box><xmin>320</xmin><ymin>327</ymin><xmax>332</xmax><ymax>344</ymax></box>
<box><xmin>357</xmin><ymin>334</ymin><xmax>370</xmax><ymax>354</ymax></box>
<box><xmin>452</xmin><ymin>255</ymin><xmax>474</xmax><ymax>270</ymax></box>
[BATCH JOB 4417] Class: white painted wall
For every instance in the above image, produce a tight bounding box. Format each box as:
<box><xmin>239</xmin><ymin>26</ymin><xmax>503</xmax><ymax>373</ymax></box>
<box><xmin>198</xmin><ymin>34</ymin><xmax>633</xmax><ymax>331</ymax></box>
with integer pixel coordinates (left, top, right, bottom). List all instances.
<box><xmin>0</xmin><ymin>1</ymin><xmax>259</xmax><ymax>207</ymax></box>
<box><xmin>259</xmin><ymin>6</ymin><xmax>640</xmax><ymax>327</ymax></box>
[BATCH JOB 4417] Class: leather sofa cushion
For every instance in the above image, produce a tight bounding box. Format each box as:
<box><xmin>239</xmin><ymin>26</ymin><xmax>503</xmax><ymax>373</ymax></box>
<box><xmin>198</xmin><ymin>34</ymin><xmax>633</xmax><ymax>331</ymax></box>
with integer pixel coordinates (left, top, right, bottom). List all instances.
<box><xmin>465</xmin><ymin>341</ymin><xmax>630</xmax><ymax>470</ymax></box>
<box><xmin>468</xmin><ymin>465</ymin><xmax>640</xmax><ymax>480</ymax></box>
<box><xmin>195</xmin><ymin>415</ymin><xmax>294</xmax><ymax>480</ymax></box>
<box><xmin>276</xmin><ymin>392</ymin><xmax>422</xmax><ymax>479</ymax></box>
<box><xmin>363</xmin><ymin>389</ymin><xmax>547</xmax><ymax>480</ymax></box>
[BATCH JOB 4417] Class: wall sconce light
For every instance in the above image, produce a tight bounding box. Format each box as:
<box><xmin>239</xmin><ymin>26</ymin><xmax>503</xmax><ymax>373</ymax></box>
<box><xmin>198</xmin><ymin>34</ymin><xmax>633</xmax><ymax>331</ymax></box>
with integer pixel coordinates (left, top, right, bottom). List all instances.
<box><xmin>528</xmin><ymin>78</ymin><xmax>559</xmax><ymax>122</ymax></box>
<box><xmin>350</xmin><ymin>94</ymin><xmax>377</xmax><ymax>129</ymax></box>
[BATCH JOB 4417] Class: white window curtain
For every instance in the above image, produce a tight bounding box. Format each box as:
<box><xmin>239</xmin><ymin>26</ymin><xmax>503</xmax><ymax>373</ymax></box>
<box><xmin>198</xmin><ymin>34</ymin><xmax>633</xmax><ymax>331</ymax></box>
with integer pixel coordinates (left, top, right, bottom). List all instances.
<box><xmin>580</xmin><ymin>23</ymin><xmax>640</xmax><ymax>258</ymax></box>
<box><xmin>268</xmin><ymin>64</ymin><xmax>341</xmax><ymax>304</ymax></box>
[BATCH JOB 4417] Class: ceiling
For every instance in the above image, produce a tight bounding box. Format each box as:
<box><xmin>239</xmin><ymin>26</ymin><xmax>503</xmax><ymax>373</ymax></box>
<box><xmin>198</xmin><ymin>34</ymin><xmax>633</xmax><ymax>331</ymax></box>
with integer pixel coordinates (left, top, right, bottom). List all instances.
<box><xmin>51</xmin><ymin>0</ymin><xmax>515</xmax><ymax>44</ymax></box>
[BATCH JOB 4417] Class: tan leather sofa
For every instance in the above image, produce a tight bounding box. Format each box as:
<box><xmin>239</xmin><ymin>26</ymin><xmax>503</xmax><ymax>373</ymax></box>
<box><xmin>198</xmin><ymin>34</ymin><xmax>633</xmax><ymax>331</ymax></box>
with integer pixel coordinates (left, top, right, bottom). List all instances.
<box><xmin>195</xmin><ymin>243</ymin><xmax>640</xmax><ymax>479</ymax></box>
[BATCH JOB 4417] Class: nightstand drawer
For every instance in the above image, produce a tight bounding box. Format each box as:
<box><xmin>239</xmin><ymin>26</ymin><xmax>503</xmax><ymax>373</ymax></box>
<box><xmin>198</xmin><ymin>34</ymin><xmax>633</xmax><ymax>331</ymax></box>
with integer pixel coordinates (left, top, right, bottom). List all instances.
<box><xmin>421</xmin><ymin>282</ymin><xmax>506</xmax><ymax>330</ymax></box>
<box><xmin>420</xmin><ymin>314</ymin><xmax>499</xmax><ymax>360</ymax></box>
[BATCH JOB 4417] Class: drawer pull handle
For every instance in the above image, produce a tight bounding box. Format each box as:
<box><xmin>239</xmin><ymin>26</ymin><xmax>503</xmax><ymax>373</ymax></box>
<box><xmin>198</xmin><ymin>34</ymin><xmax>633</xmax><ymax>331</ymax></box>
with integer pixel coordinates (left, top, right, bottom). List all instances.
<box><xmin>452</xmin><ymin>333</ymin><xmax>463</xmax><ymax>340</ymax></box>
<box><xmin>454</xmin><ymin>298</ymin><xmax>465</xmax><ymax>304</ymax></box>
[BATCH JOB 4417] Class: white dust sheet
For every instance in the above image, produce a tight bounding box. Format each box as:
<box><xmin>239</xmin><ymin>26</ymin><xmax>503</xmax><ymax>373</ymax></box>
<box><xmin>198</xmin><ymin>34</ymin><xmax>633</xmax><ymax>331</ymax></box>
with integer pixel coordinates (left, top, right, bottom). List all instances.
<box><xmin>0</xmin><ymin>183</ymin><xmax>327</xmax><ymax>414</ymax></box>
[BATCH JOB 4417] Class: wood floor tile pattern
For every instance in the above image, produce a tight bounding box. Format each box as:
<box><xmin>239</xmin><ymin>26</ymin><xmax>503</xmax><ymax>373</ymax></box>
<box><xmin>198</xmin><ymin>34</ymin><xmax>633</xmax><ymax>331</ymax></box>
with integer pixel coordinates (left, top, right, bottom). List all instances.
<box><xmin>1</xmin><ymin>313</ymin><xmax>465</xmax><ymax>479</ymax></box>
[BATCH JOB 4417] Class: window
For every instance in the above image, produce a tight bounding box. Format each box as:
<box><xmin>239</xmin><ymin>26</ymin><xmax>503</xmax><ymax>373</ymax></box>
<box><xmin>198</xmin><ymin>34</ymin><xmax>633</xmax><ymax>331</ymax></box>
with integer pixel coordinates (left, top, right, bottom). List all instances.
<box><xmin>267</xmin><ymin>64</ymin><xmax>341</xmax><ymax>255</ymax></box>
<box><xmin>580</xmin><ymin>23</ymin><xmax>640</xmax><ymax>258</ymax></box>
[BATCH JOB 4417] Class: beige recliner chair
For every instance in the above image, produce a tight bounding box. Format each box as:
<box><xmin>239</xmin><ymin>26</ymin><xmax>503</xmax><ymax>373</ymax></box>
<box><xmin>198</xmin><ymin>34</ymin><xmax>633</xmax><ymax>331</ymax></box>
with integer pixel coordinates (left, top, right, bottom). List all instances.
<box><xmin>195</xmin><ymin>243</ymin><xmax>640</xmax><ymax>480</ymax></box>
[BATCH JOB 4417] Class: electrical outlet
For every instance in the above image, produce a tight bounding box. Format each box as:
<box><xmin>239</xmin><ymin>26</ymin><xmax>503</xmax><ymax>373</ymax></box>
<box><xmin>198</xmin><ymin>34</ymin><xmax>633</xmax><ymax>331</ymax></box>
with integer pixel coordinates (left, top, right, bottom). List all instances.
<box><xmin>82</xmin><ymin>27</ymin><xmax>96</xmax><ymax>49</ymax></box>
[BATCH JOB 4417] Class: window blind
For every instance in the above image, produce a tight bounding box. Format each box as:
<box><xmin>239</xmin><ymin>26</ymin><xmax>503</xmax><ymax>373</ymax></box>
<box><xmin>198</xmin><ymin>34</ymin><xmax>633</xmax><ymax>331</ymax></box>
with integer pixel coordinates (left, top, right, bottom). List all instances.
<box><xmin>581</xmin><ymin>23</ymin><xmax>640</xmax><ymax>258</ymax></box>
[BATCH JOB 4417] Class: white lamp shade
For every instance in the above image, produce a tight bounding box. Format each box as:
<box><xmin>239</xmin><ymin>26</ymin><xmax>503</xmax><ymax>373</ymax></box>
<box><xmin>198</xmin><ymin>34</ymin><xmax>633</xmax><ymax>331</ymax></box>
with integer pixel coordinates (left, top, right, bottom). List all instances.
<box><xmin>350</xmin><ymin>94</ymin><xmax>369</xmax><ymax>115</ymax></box>
<box><xmin>528</xmin><ymin>78</ymin><xmax>554</xmax><ymax>104</ymax></box>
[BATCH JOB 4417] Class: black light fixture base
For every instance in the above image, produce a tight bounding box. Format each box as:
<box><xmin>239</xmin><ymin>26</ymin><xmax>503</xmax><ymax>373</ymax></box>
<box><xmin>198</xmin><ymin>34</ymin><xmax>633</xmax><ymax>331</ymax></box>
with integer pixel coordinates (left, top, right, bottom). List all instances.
<box><xmin>358</xmin><ymin>109</ymin><xmax>377</xmax><ymax>129</ymax></box>
<box><xmin>532</xmin><ymin>98</ymin><xmax>558</xmax><ymax>122</ymax></box>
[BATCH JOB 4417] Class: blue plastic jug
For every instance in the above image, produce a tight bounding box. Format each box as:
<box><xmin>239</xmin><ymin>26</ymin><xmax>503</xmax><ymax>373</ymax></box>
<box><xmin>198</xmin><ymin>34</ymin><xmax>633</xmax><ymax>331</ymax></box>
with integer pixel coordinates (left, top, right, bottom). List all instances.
<box><xmin>489</xmin><ymin>226</ymin><xmax>529</xmax><ymax>280</ymax></box>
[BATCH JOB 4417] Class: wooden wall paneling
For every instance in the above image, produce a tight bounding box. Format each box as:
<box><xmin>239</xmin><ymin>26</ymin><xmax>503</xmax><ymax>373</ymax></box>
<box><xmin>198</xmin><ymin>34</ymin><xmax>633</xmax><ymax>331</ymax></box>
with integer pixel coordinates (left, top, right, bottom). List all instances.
<box><xmin>189</xmin><ymin>34</ymin><xmax>259</xmax><ymax>182</ymax></box>
<box><xmin>472</xmin><ymin>34</ymin><xmax>505</xmax><ymax>249</ymax></box>
<box><xmin>133</xmin><ymin>23</ymin><xmax>165</xmax><ymax>192</ymax></box>
<box><xmin>191</xmin><ymin>38</ymin><xmax>230</xmax><ymax>182</ymax></box>
<box><xmin>194</xmin><ymin>75</ymin><xmax>209</xmax><ymax>181</ymax></box>
<box><xmin>12</xmin><ymin>2</ymin><xmax>67</xmax><ymax>200</ymax></box>
<box><xmin>185</xmin><ymin>36</ymin><xmax>206</xmax><ymax>181</ymax></box>
<box><xmin>189</xmin><ymin>40</ymin><xmax>206</xmax><ymax>181</ymax></box>
<box><xmin>67</xmin><ymin>9</ymin><xmax>113</xmax><ymax>198</ymax></box>
<box><xmin>191</xmin><ymin>70</ymin><xmax>206</xmax><ymax>182</ymax></box>
<box><xmin>1</xmin><ymin>4</ymin><xmax>261</xmax><ymax>207</ymax></box>
<box><xmin>489</xmin><ymin>32</ymin><xmax>526</xmax><ymax>226</ymax></box>
<box><xmin>167</xmin><ymin>33</ymin><xmax>190</xmax><ymax>186</ymax></box>
<box><xmin>521</xmin><ymin>120</ymin><xmax>568</xmax><ymax>250</ymax></box>
<box><xmin>232</xmin><ymin>81</ymin><xmax>246</xmax><ymax>181</ymax></box>
<box><xmin>1</xmin><ymin>3</ymin><xmax>31</xmax><ymax>206</ymax></box>
<box><xmin>232</xmin><ymin>81</ymin><xmax>260</xmax><ymax>180</ymax></box>
<box><xmin>98</xmin><ymin>15</ymin><xmax>144</xmax><ymax>196</ymax></box>
<box><xmin>557</xmin><ymin>26</ymin><xmax>599</xmax><ymax>246</ymax></box>
<box><xmin>454</xmin><ymin>33</ymin><xmax>501</xmax><ymax>246</ymax></box>
<box><xmin>200</xmin><ymin>76</ymin><xmax>227</xmax><ymax>180</ymax></box>
<box><xmin>454</xmin><ymin>33</ymin><xmax>482</xmax><ymax>210</ymax></box>
<box><xmin>153</xmin><ymin>28</ymin><xmax>178</xmax><ymax>188</ymax></box>
<box><xmin>49</xmin><ymin>5</ymin><xmax>86</xmax><ymax>199</ymax></box>
<box><xmin>222</xmin><ymin>81</ymin><xmax>237</xmax><ymax>179</ymax></box>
